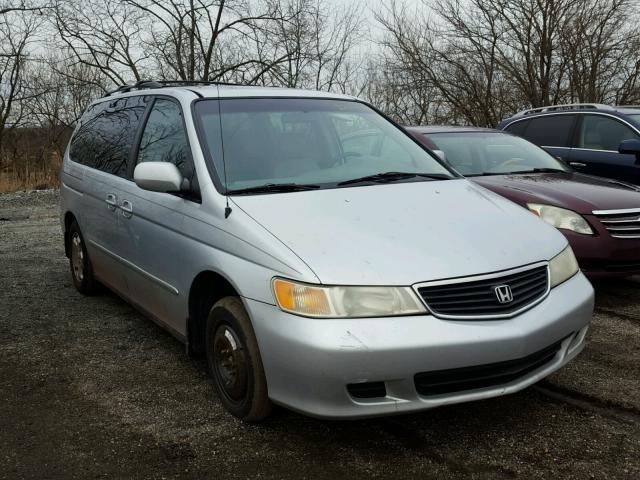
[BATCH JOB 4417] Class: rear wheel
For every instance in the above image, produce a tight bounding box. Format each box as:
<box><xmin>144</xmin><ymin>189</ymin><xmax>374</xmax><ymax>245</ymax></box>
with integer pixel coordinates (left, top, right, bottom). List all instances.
<box><xmin>206</xmin><ymin>296</ymin><xmax>272</xmax><ymax>421</ymax></box>
<box><xmin>68</xmin><ymin>221</ymin><xmax>99</xmax><ymax>295</ymax></box>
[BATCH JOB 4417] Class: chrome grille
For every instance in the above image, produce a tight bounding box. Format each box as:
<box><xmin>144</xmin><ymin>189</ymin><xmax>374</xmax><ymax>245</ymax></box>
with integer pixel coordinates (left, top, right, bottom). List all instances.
<box><xmin>593</xmin><ymin>208</ymin><xmax>640</xmax><ymax>239</ymax></box>
<box><xmin>415</xmin><ymin>264</ymin><xmax>549</xmax><ymax>319</ymax></box>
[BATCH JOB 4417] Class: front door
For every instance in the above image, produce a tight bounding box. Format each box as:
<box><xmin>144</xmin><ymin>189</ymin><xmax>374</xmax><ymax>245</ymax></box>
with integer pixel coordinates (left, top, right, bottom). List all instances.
<box><xmin>117</xmin><ymin>97</ymin><xmax>200</xmax><ymax>335</ymax></box>
<box><xmin>570</xmin><ymin>114</ymin><xmax>640</xmax><ymax>184</ymax></box>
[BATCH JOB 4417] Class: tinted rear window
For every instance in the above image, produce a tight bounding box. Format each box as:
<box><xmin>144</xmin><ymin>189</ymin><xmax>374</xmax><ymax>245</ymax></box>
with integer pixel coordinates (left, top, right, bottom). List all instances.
<box><xmin>70</xmin><ymin>96</ymin><xmax>148</xmax><ymax>176</ymax></box>
<box><xmin>522</xmin><ymin>115</ymin><xmax>574</xmax><ymax>147</ymax></box>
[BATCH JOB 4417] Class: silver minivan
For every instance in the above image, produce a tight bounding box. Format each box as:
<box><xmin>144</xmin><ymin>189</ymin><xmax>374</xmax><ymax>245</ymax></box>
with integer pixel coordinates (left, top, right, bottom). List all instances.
<box><xmin>60</xmin><ymin>82</ymin><xmax>594</xmax><ymax>421</ymax></box>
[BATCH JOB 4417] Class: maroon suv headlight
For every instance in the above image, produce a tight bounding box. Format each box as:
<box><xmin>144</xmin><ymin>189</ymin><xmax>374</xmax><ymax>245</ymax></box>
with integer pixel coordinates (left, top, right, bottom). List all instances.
<box><xmin>528</xmin><ymin>203</ymin><xmax>593</xmax><ymax>235</ymax></box>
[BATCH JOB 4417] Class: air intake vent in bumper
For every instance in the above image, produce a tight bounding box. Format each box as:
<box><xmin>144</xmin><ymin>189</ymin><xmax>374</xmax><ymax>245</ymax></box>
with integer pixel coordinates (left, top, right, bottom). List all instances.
<box><xmin>414</xmin><ymin>339</ymin><xmax>563</xmax><ymax>396</ymax></box>
<box><xmin>347</xmin><ymin>382</ymin><xmax>387</xmax><ymax>399</ymax></box>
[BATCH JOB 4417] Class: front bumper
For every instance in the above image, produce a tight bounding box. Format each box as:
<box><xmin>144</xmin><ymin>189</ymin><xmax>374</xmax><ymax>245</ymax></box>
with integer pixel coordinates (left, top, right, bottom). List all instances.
<box><xmin>246</xmin><ymin>273</ymin><xmax>594</xmax><ymax>419</ymax></box>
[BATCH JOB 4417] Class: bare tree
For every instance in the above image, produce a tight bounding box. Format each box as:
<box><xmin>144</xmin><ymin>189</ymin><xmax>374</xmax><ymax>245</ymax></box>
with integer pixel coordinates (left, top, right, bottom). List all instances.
<box><xmin>119</xmin><ymin>0</ymin><xmax>289</xmax><ymax>82</ymax></box>
<box><xmin>53</xmin><ymin>0</ymin><xmax>148</xmax><ymax>84</ymax></box>
<box><xmin>377</xmin><ymin>0</ymin><xmax>640</xmax><ymax>126</ymax></box>
<box><xmin>561</xmin><ymin>0</ymin><xmax>640</xmax><ymax>104</ymax></box>
<box><xmin>376</xmin><ymin>0</ymin><xmax>514</xmax><ymax>126</ymax></box>
<box><xmin>51</xmin><ymin>0</ymin><xmax>362</xmax><ymax>89</ymax></box>
<box><xmin>0</xmin><ymin>0</ymin><xmax>48</xmax><ymax>15</ymax></box>
<box><xmin>253</xmin><ymin>0</ymin><xmax>362</xmax><ymax>91</ymax></box>
<box><xmin>0</xmin><ymin>6</ymin><xmax>42</xmax><ymax>151</ymax></box>
<box><xmin>24</xmin><ymin>55</ymin><xmax>107</xmax><ymax>154</ymax></box>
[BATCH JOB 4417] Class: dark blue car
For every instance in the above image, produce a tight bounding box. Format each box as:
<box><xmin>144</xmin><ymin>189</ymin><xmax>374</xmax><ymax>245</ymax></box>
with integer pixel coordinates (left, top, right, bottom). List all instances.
<box><xmin>497</xmin><ymin>104</ymin><xmax>640</xmax><ymax>185</ymax></box>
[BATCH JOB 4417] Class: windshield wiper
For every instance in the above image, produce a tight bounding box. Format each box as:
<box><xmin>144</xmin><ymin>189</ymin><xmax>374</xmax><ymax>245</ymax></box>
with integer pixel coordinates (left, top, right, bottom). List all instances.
<box><xmin>468</xmin><ymin>168</ymin><xmax>566</xmax><ymax>177</ymax></box>
<box><xmin>227</xmin><ymin>183</ymin><xmax>321</xmax><ymax>195</ymax></box>
<box><xmin>337</xmin><ymin>172</ymin><xmax>451</xmax><ymax>186</ymax></box>
<box><xmin>507</xmin><ymin>168</ymin><xmax>567</xmax><ymax>174</ymax></box>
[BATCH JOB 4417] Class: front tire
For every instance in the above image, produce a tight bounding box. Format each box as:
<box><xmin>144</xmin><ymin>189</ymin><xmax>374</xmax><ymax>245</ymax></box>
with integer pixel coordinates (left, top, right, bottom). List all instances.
<box><xmin>68</xmin><ymin>221</ymin><xmax>99</xmax><ymax>295</ymax></box>
<box><xmin>206</xmin><ymin>296</ymin><xmax>272</xmax><ymax>421</ymax></box>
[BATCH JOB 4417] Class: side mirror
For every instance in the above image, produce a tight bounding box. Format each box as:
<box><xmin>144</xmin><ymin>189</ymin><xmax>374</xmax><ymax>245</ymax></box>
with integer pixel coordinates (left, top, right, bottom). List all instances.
<box><xmin>619</xmin><ymin>139</ymin><xmax>640</xmax><ymax>163</ymax></box>
<box><xmin>433</xmin><ymin>149</ymin><xmax>447</xmax><ymax>163</ymax></box>
<box><xmin>134</xmin><ymin>162</ymin><xmax>184</xmax><ymax>193</ymax></box>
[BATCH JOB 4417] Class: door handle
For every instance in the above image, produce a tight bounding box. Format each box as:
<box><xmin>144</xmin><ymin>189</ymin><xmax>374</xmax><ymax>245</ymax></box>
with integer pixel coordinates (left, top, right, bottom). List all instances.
<box><xmin>121</xmin><ymin>200</ymin><xmax>133</xmax><ymax>218</ymax></box>
<box><xmin>569</xmin><ymin>162</ymin><xmax>587</xmax><ymax>168</ymax></box>
<box><xmin>105</xmin><ymin>194</ymin><xmax>118</xmax><ymax>211</ymax></box>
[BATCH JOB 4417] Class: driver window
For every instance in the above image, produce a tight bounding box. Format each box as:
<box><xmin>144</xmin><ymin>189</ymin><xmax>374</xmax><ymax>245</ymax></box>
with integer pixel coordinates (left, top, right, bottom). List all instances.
<box><xmin>137</xmin><ymin>98</ymin><xmax>195</xmax><ymax>184</ymax></box>
<box><xmin>578</xmin><ymin>115</ymin><xmax>639</xmax><ymax>151</ymax></box>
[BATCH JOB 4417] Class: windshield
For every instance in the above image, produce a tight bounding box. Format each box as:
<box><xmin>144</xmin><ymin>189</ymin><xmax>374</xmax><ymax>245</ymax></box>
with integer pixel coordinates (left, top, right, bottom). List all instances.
<box><xmin>194</xmin><ymin>98</ymin><xmax>455</xmax><ymax>193</ymax></box>
<box><xmin>424</xmin><ymin>132</ymin><xmax>569</xmax><ymax>176</ymax></box>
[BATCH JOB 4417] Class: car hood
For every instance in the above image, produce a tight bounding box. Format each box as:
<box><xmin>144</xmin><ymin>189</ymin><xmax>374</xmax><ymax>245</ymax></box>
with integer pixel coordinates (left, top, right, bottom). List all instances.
<box><xmin>472</xmin><ymin>172</ymin><xmax>640</xmax><ymax>214</ymax></box>
<box><xmin>231</xmin><ymin>179</ymin><xmax>567</xmax><ymax>286</ymax></box>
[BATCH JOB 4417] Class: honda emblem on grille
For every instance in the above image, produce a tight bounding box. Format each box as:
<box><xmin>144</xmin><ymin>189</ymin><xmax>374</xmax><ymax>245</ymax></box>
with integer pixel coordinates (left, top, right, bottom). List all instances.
<box><xmin>494</xmin><ymin>285</ymin><xmax>514</xmax><ymax>304</ymax></box>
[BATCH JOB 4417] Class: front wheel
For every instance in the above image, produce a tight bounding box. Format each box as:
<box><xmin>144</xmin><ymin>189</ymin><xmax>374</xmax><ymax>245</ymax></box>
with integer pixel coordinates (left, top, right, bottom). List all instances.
<box><xmin>205</xmin><ymin>296</ymin><xmax>272</xmax><ymax>421</ymax></box>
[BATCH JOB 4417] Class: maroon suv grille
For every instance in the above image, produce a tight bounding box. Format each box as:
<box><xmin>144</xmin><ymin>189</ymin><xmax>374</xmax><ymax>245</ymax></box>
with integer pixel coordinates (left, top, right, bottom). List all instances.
<box><xmin>594</xmin><ymin>209</ymin><xmax>640</xmax><ymax>239</ymax></box>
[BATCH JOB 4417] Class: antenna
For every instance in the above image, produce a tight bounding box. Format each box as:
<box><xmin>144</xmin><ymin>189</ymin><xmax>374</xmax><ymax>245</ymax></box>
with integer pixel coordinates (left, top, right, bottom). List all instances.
<box><xmin>216</xmin><ymin>83</ymin><xmax>232</xmax><ymax>218</ymax></box>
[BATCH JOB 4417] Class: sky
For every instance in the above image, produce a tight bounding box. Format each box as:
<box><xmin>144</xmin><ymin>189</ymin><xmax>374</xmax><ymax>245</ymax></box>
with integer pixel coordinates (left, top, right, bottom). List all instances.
<box><xmin>328</xmin><ymin>0</ymin><xmax>430</xmax><ymax>57</ymax></box>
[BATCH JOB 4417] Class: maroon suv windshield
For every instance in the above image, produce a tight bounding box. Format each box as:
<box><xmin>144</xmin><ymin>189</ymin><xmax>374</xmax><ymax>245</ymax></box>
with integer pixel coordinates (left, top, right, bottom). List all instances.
<box><xmin>424</xmin><ymin>132</ymin><xmax>569</xmax><ymax>176</ymax></box>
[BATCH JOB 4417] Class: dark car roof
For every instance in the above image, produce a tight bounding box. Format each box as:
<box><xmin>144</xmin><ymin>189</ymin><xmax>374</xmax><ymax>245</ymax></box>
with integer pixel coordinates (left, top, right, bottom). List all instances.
<box><xmin>616</xmin><ymin>106</ymin><xmax>640</xmax><ymax>115</ymax></box>
<box><xmin>498</xmin><ymin>104</ymin><xmax>640</xmax><ymax>129</ymax></box>
<box><xmin>406</xmin><ymin>125</ymin><xmax>500</xmax><ymax>134</ymax></box>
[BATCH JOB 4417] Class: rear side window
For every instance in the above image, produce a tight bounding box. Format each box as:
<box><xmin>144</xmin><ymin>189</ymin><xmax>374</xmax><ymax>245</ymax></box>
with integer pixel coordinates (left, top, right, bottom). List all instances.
<box><xmin>136</xmin><ymin>98</ymin><xmax>194</xmax><ymax>183</ymax></box>
<box><xmin>577</xmin><ymin>115</ymin><xmax>640</xmax><ymax>151</ymax></box>
<box><xmin>70</xmin><ymin>96</ymin><xmax>148</xmax><ymax>176</ymax></box>
<box><xmin>521</xmin><ymin>115</ymin><xmax>574</xmax><ymax>147</ymax></box>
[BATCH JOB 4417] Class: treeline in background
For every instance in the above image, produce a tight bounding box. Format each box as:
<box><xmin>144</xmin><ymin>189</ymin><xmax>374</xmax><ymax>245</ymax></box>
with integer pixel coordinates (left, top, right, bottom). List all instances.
<box><xmin>2</xmin><ymin>0</ymin><xmax>640</xmax><ymax>191</ymax></box>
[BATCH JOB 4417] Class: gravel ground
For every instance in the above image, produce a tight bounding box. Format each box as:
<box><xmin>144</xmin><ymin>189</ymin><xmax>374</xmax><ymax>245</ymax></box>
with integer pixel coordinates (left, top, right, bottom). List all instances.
<box><xmin>1</xmin><ymin>190</ymin><xmax>639</xmax><ymax>480</ymax></box>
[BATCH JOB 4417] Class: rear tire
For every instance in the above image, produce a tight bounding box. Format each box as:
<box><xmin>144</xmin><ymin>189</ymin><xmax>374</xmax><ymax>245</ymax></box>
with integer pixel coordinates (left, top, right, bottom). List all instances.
<box><xmin>68</xmin><ymin>221</ymin><xmax>99</xmax><ymax>295</ymax></box>
<box><xmin>206</xmin><ymin>296</ymin><xmax>272</xmax><ymax>421</ymax></box>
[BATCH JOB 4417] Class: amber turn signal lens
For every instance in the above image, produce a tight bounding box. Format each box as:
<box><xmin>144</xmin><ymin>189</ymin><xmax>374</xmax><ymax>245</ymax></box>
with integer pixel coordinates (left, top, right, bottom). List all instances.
<box><xmin>273</xmin><ymin>279</ymin><xmax>331</xmax><ymax>316</ymax></box>
<box><xmin>273</xmin><ymin>279</ymin><xmax>295</xmax><ymax>310</ymax></box>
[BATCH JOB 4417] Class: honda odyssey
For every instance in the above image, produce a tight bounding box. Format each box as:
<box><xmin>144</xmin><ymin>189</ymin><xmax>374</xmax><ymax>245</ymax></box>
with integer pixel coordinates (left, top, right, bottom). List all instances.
<box><xmin>60</xmin><ymin>81</ymin><xmax>594</xmax><ymax>421</ymax></box>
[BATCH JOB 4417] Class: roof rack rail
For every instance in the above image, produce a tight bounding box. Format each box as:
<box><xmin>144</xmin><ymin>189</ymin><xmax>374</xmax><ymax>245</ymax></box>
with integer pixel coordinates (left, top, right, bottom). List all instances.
<box><xmin>103</xmin><ymin>79</ymin><xmax>246</xmax><ymax>97</ymax></box>
<box><xmin>514</xmin><ymin>103</ymin><xmax>614</xmax><ymax>117</ymax></box>
<box><xmin>616</xmin><ymin>105</ymin><xmax>640</xmax><ymax>109</ymax></box>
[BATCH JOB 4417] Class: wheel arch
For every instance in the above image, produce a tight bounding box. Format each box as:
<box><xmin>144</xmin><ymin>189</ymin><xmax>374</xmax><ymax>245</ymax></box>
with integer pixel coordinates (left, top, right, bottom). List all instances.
<box><xmin>187</xmin><ymin>269</ymin><xmax>242</xmax><ymax>356</ymax></box>
<box><xmin>63</xmin><ymin>211</ymin><xmax>77</xmax><ymax>258</ymax></box>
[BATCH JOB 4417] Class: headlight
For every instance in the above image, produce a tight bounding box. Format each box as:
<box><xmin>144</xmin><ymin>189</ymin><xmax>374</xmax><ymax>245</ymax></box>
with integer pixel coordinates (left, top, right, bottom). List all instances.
<box><xmin>527</xmin><ymin>203</ymin><xmax>593</xmax><ymax>235</ymax></box>
<box><xmin>272</xmin><ymin>278</ymin><xmax>427</xmax><ymax>318</ymax></box>
<box><xmin>549</xmin><ymin>246</ymin><xmax>579</xmax><ymax>288</ymax></box>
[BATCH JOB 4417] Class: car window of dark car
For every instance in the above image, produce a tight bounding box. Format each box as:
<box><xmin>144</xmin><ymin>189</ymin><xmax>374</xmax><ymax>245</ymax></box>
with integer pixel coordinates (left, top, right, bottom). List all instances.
<box><xmin>504</xmin><ymin>120</ymin><xmax>529</xmax><ymax>137</ymax></box>
<box><xmin>70</xmin><ymin>96</ymin><xmax>147</xmax><ymax>177</ymax></box>
<box><xmin>577</xmin><ymin>114</ymin><xmax>640</xmax><ymax>151</ymax></box>
<box><xmin>521</xmin><ymin>115</ymin><xmax>574</xmax><ymax>147</ymax></box>
<box><xmin>136</xmin><ymin>98</ymin><xmax>195</xmax><ymax>184</ymax></box>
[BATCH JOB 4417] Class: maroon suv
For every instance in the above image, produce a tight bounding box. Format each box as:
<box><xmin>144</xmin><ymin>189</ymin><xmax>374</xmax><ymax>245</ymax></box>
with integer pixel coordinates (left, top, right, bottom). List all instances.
<box><xmin>408</xmin><ymin>126</ymin><xmax>640</xmax><ymax>278</ymax></box>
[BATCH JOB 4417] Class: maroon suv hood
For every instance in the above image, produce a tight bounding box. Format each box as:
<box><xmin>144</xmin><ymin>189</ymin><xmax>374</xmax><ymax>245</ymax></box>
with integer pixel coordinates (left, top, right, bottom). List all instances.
<box><xmin>472</xmin><ymin>172</ymin><xmax>640</xmax><ymax>214</ymax></box>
